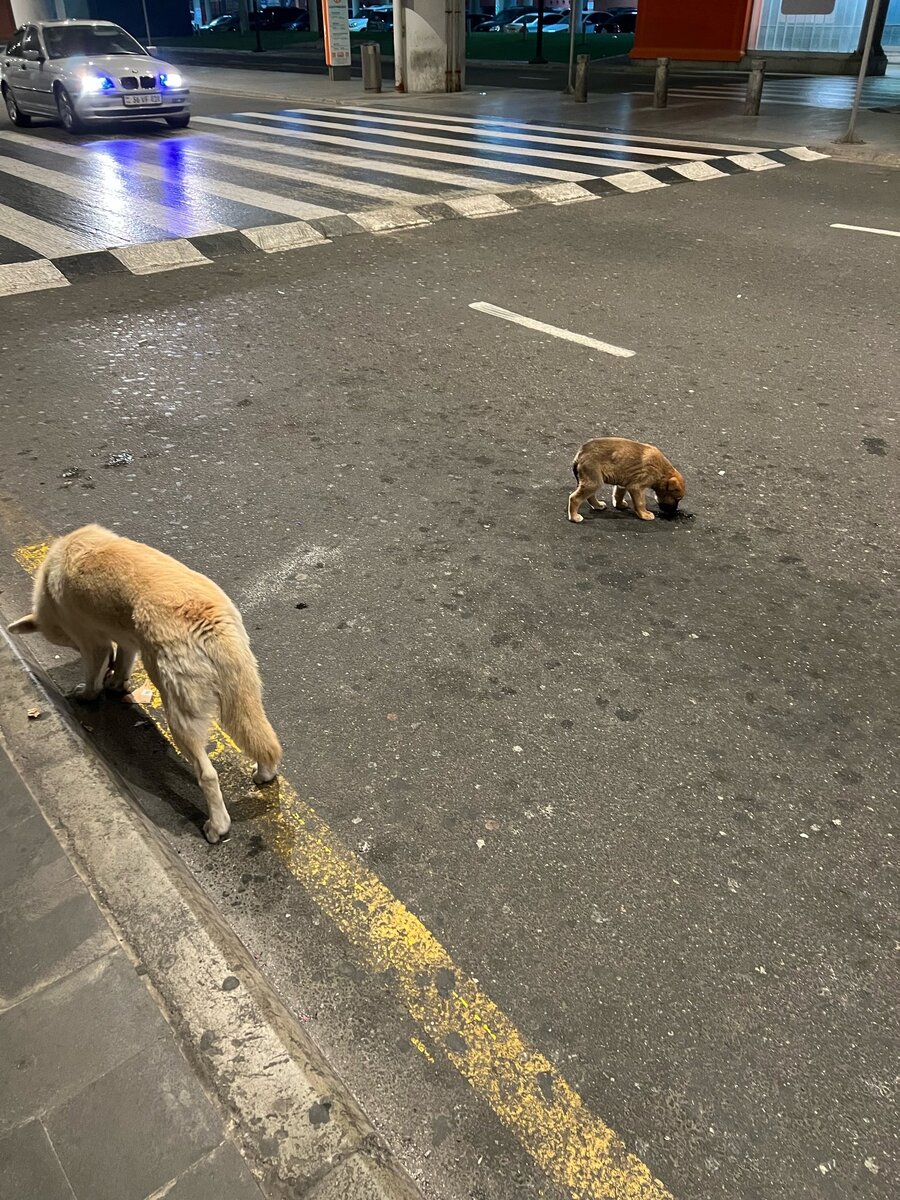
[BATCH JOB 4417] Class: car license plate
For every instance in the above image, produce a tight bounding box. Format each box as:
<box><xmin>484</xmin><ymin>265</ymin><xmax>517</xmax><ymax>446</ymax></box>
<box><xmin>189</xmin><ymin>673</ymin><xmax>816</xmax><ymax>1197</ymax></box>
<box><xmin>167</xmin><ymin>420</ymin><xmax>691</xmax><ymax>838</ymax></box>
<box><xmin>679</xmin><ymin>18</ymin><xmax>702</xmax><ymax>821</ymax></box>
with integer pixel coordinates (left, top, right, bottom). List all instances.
<box><xmin>123</xmin><ymin>94</ymin><xmax>162</xmax><ymax>107</ymax></box>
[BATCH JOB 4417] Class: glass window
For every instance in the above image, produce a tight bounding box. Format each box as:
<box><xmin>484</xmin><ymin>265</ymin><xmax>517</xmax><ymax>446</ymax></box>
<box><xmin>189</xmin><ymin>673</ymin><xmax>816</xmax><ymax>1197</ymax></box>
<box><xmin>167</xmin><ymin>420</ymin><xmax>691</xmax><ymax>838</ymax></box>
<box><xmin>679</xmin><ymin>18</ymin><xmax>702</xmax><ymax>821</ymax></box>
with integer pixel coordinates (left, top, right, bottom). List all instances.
<box><xmin>20</xmin><ymin>26</ymin><xmax>42</xmax><ymax>55</ymax></box>
<box><xmin>884</xmin><ymin>0</ymin><xmax>900</xmax><ymax>48</ymax></box>
<box><xmin>43</xmin><ymin>23</ymin><xmax>148</xmax><ymax>60</ymax></box>
<box><xmin>750</xmin><ymin>0</ymin><xmax>870</xmax><ymax>53</ymax></box>
<box><xmin>6</xmin><ymin>28</ymin><xmax>26</xmax><ymax>56</ymax></box>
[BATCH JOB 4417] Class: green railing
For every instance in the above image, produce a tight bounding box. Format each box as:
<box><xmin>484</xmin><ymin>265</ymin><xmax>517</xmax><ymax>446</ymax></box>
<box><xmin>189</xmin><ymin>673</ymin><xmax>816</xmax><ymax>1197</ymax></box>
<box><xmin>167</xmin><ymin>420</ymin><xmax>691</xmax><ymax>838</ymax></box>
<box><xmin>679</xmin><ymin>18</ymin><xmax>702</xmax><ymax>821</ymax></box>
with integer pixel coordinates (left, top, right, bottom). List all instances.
<box><xmin>158</xmin><ymin>30</ymin><xmax>634</xmax><ymax>63</ymax></box>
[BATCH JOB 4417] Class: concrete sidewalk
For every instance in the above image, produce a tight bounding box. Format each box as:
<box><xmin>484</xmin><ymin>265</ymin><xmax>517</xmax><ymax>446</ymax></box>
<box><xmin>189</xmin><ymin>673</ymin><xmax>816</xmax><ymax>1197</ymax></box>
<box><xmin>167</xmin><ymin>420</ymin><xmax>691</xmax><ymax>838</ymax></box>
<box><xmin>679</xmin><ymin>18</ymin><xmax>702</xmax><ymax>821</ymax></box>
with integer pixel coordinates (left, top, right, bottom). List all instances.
<box><xmin>0</xmin><ymin>631</ymin><xmax>420</xmax><ymax>1200</ymax></box>
<box><xmin>0</xmin><ymin>741</ymin><xmax>265</xmax><ymax>1200</ymax></box>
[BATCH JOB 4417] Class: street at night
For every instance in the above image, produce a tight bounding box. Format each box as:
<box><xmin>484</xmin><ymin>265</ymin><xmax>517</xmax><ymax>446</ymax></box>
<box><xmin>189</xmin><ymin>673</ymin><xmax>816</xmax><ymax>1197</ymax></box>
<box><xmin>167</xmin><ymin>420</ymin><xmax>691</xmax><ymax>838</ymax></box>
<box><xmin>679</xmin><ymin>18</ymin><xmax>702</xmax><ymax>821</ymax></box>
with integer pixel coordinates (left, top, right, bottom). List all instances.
<box><xmin>0</xmin><ymin>8</ymin><xmax>897</xmax><ymax>1200</ymax></box>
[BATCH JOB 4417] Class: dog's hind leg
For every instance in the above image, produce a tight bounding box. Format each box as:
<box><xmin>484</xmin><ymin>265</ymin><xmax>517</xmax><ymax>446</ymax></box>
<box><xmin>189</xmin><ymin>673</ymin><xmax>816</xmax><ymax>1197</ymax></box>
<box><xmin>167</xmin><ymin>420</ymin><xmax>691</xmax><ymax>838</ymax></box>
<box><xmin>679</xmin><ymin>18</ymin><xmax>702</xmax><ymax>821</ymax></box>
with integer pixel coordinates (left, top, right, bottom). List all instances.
<box><xmin>586</xmin><ymin>490</ymin><xmax>607</xmax><ymax>512</ymax></box>
<box><xmin>568</xmin><ymin>478</ymin><xmax>600</xmax><ymax>523</ymax></box>
<box><xmin>75</xmin><ymin>641</ymin><xmax>116</xmax><ymax>701</ymax></box>
<box><xmin>167</xmin><ymin>710</ymin><xmax>231</xmax><ymax>844</ymax></box>
<box><xmin>613</xmin><ymin>486</ymin><xmax>629</xmax><ymax>511</ymax></box>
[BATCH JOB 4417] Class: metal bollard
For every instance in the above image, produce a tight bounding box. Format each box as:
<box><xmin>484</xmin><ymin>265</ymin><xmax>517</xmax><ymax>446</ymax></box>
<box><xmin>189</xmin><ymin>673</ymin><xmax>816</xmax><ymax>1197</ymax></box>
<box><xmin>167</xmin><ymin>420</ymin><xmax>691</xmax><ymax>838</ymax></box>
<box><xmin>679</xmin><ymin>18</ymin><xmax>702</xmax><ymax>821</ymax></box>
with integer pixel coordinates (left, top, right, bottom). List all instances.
<box><xmin>653</xmin><ymin>56</ymin><xmax>669</xmax><ymax>109</ymax></box>
<box><xmin>744</xmin><ymin>58</ymin><xmax>766</xmax><ymax>116</ymax></box>
<box><xmin>361</xmin><ymin>42</ymin><xmax>382</xmax><ymax>93</ymax></box>
<box><xmin>574</xmin><ymin>53</ymin><xmax>589</xmax><ymax>103</ymax></box>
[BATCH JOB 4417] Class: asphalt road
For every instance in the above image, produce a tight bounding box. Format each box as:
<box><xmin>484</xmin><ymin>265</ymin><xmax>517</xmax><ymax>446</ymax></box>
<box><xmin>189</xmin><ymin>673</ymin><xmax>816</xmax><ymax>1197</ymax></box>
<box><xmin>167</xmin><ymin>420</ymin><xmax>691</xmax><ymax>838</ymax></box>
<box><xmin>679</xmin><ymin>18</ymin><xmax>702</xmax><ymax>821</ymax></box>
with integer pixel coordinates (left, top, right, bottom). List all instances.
<box><xmin>0</xmin><ymin>157</ymin><xmax>896</xmax><ymax>1200</ymax></box>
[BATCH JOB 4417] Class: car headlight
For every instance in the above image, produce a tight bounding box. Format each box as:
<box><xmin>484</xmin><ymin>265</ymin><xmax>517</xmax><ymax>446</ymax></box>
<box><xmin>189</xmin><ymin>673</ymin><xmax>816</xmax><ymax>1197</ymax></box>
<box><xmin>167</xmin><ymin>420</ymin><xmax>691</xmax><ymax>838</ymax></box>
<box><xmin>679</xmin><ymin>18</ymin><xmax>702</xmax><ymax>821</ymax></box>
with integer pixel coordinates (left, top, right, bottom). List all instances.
<box><xmin>81</xmin><ymin>73</ymin><xmax>115</xmax><ymax>93</ymax></box>
<box><xmin>159</xmin><ymin>71</ymin><xmax>183</xmax><ymax>89</ymax></box>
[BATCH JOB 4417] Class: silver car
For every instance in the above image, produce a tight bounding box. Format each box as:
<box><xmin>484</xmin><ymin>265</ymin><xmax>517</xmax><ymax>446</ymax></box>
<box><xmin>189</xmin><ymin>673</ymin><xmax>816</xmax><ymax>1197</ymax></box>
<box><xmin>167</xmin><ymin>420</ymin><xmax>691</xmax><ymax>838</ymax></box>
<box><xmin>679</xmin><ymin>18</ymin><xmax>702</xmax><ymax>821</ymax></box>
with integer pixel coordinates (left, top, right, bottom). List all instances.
<box><xmin>1</xmin><ymin>19</ymin><xmax>190</xmax><ymax>134</ymax></box>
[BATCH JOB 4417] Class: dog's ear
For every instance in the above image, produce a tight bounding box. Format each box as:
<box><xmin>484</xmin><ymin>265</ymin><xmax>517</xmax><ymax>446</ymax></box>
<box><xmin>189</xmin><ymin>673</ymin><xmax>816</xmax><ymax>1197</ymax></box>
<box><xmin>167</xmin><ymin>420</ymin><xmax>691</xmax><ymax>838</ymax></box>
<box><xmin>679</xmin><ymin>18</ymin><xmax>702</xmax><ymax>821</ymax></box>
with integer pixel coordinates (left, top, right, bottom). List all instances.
<box><xmin>667</xmin><ymin>473</ymin><xmax>685</xmax><ymax>498</ymax></box>
<box><xmin>7</xmin><ymin>614</ymin><xmax>39</xmax><ymax>635</ymax></box>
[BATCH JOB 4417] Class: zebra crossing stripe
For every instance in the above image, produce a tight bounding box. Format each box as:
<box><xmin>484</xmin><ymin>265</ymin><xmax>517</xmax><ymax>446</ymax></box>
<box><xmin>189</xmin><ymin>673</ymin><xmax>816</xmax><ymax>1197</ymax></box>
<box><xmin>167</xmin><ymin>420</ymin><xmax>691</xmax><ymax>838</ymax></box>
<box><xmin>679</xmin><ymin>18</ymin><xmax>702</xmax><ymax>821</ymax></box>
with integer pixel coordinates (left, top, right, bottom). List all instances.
<box><xmin>0</xmin><ymin>199</ymin><xmax>95</xmax><ymax>259</ymax></box>
<box><xmin>0</xmin><ymin>131</ymin><xmax>341</xmax><ymax>223</ymax></box>
<box><xmin>283</xmin><ymin>106</ymin><xmax>720</xmax><ymax>163</ymax></box>
<box><xmin>782</xmin><ymin>146</ymin><xmax>831</xmax><ymax>161</ymax></box>
<box><xmin>445</xmin><ymin>193</ymin><xmax>515</xmax><ymax>218</ymax></box>
<box><xmin>111</xmin><ymin>239</ymin><xmax>211</xmax><ymax>275</ymax></box>
<box><xmin>180</xmin><ymin>142</ymin><xmax>426</xmax><ymax>207</ymax></box>
<box><xmin>344</xmin><ymin>106</ymin><xmax>769</xmax><ymax>154</ymax></box>
<box><xmin>606</xmin><ymin>171</ymin><xmax>669</xmax><ymax>193</ymax></box>
<box><xmin>0</xmin><ymin>148</ymin><xmax>220</xmax><ymax>240</ymax></box>
<box><xmin>246</xmin><ymin>111</ymin><xmax>659</xmax><ymax>172</ymax></box>
<box><xmin>219</xmin><ymin>115</ymin><xmax>596</xmax><ymax>182</ymax></box>
<box><xmin>529</xmin><ymin>182</ymin><xmax>597</xmax><ymax>205</ymax></box>
<box><xmin>669</xmin><ymin>161</ymin><xmax>729</xmax><ymax>181</ymax></box>
<box><xmin>349</xmin><ymin>207</ymin><xmax>430</xmax><ymax>233</ymax></box>
<box><xmin>727</xmin><ymin>153</ymin><xmax>784</xmax><ymax>172</ymax></box>
<box><xmin>242</xmin><ymin>221</ymin><xmax>329</xmax><ymax>252</ymax></box>
<box><xmin>0</xmin><ymin>258</ymin><xmax>69</xmax><ymax>298</ymax></box>
<box><xmin>191</xmin><ymin>117</ymin><xmax>514</xmax><ymax>191</ymax></box>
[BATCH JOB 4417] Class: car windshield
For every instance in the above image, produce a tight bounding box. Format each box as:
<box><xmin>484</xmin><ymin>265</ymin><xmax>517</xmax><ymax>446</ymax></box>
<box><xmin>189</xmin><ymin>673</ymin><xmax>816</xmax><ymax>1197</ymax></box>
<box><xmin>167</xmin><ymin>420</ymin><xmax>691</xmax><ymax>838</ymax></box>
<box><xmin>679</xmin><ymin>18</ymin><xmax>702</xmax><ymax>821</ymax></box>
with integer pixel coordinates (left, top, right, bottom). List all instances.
<box><xmin>43</xmin><ymin>24</ymin><xmax>148</xmax><ymax>60</ymax></box>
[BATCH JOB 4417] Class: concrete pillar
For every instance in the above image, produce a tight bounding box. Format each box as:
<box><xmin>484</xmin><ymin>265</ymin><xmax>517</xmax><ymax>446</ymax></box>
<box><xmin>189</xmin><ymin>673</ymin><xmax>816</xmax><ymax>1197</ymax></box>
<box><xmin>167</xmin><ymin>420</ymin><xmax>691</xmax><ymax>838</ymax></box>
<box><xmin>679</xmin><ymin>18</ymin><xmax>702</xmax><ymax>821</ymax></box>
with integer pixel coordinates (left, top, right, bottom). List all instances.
<box><xmin>393</xmin><ymin>0</ymin><xmax>466</xmax><ymax>92</ymax></box>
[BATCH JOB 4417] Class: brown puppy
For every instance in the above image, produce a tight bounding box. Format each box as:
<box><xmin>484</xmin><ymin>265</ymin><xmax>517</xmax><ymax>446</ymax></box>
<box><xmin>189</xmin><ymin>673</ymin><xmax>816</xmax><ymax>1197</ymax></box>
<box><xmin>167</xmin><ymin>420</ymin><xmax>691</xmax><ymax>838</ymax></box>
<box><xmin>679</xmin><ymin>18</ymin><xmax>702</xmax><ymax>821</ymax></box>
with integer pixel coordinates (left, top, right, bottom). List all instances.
<box><xmin>568</xmin><ymin>437</ymin><xmax>685</xmax><ymax>523</ymax></box>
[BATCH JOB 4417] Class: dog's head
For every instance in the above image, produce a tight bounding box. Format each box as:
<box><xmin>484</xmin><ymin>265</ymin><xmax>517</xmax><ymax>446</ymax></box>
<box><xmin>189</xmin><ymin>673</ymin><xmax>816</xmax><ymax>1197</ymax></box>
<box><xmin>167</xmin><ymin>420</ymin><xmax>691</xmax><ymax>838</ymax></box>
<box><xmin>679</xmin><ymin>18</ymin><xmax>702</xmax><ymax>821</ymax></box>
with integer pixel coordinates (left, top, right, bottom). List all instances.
<box><xmin>7</xmin><ymin>614</ymin><xmax>76</xmax><ymax>648</ymax></box>
<box><xmin>655</xmin><ymin>471</ymin><xmax>685</xmax><ymax>517</ymax></box>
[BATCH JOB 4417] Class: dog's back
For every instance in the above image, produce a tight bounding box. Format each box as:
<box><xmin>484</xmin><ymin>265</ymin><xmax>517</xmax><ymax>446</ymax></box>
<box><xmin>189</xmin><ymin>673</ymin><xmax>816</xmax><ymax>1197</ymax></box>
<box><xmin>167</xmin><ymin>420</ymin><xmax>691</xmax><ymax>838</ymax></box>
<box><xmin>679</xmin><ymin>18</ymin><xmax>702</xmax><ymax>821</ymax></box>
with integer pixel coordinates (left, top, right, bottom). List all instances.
<box><xmin>573</xmin><ymin>438</ymin><xmax>674</xmax><ymax>488</ymax></box>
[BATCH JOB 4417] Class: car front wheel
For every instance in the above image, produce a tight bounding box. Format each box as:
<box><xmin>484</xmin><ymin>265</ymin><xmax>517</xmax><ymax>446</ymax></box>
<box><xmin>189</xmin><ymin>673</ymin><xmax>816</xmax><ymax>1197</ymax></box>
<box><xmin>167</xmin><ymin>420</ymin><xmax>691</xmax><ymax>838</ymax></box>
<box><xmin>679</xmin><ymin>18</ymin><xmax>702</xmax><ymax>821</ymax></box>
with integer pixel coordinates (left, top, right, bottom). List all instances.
<box><xmin>165</xmin><ymin>113</ymin><xmax>190</xmax><ymax>129</ymax></box>
<box><xmin>55</xmin><ymin>86</ymin><xmax>84</xmax><ymax>134</ymax></box>
<box><xmin>3</xmin><ymin>85</ymin><xmax>32</xmax><ymax>127</ymax></box>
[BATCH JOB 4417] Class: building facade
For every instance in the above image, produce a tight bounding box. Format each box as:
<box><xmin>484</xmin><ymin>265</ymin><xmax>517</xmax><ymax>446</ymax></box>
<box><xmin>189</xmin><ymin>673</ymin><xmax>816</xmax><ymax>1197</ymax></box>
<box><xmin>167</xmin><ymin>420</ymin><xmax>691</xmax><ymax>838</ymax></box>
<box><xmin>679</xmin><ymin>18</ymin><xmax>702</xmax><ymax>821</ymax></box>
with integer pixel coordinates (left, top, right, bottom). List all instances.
<box><xmin>631</xmin><ymin>0</ymin><xmax>891</xmax><ymax>74</ymax></box>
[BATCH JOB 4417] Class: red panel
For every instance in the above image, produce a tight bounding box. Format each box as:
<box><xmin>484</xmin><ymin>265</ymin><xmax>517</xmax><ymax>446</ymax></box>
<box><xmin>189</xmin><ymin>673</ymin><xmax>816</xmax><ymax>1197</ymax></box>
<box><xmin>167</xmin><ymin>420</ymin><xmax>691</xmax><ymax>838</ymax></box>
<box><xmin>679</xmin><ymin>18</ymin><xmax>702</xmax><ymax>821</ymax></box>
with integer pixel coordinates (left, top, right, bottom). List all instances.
<box><xmin>631</xmin><ymin>0</ymin><xmax>753</xmax><ymax>62</ymax></box>
<box><xmin>0</xmin><ymin>0</ymin><xmax>15</xmax><ymax>40</ymax></box>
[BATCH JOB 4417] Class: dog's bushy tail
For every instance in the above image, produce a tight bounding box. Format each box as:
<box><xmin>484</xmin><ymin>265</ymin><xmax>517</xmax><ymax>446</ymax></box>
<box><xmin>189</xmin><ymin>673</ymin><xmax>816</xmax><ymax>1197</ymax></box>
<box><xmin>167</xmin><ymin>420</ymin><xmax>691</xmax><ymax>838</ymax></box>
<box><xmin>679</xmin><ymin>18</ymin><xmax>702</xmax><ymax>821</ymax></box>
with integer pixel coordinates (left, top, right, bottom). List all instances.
<box><xmin>210</xmin><ymin>626</ymin><xmax>282</xmax><ymax>771</ymax></box>
<box><xmin>572</xmin><ymin>457</ymin><xmax>579</xmax><ymax>481</ymax></box>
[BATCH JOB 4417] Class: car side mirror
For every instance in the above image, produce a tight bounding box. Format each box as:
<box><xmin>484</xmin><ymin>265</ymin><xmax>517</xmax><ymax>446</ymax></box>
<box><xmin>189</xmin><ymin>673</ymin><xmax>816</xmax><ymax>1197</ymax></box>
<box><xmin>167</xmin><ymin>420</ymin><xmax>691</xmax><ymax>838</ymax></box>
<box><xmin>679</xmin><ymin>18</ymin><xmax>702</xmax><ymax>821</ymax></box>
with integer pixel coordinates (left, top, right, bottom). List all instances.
<box><xmin>21</xmin><ymin>49</ymin><xmax>44</xmax><ymax>62</ymax></box>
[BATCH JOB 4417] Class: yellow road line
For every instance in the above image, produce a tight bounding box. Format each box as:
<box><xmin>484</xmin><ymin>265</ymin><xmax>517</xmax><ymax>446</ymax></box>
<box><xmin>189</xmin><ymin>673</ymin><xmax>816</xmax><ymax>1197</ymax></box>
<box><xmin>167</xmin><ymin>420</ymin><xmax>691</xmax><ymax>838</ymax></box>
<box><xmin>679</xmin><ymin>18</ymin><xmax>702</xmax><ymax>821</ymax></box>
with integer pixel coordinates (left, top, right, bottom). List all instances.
<box><xmin>12</xmin><ymin>539</ymin><xmax>672</xmax><ymax>1200</ymax></box>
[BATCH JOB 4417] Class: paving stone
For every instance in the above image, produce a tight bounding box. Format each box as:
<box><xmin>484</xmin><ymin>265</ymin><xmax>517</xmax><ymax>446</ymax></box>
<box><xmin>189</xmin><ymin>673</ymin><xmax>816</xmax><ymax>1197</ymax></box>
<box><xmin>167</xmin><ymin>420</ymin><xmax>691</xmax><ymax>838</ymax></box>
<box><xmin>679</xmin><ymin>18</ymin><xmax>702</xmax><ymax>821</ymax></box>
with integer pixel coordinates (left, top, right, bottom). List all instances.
<box><xmin>158</xmin><ymin>1140</ymin><xmax>264</xmax><ymax>1200</ymax></box>
<box><xmin>46</xmin><ymin>1038</ymin><xmax>224</xmax><ymax>1200</ymax></box>
<box><xmin>0</xmin><ymin>746</ymin><xmax>36</xmax><ymax>832</ymax></box>
<box><xmin>0</xmin><ymin>879</ymin><xmax>116</xmax><ymax>1010</ymax></box>
<box><xmin>0</xmin><ymin>1119</ymin><xmax>76</xmax><ymax>1200</ymax></box>
<box><xmin>0</xmin><ymin>952</ymin><xmax>159</xmax><ymax>1130</ymax></box>
<box><xmin>0</xmin><ymin>812</ymin><xmax>73</xmax><ymax>917</ymax></box>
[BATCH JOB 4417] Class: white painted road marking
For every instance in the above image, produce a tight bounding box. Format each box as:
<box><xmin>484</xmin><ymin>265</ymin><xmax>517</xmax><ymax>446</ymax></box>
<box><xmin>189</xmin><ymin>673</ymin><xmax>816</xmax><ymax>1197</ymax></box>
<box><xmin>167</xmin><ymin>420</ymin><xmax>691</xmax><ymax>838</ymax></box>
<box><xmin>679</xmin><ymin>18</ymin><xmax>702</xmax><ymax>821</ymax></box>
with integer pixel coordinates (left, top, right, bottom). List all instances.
<box><xmin>0</xmin><ymin>259</ymin><xmax>69</xmax><ymax>297</ymax></box>
<box><xmin>111</xmin><ymin>239</ymin><xmax>211</xmax><ymax>275</ymax></box>
<box><xmin>469</xmin><ymin>302</ymin><xmax>635</xmax><ymax>358</ymax></box>
<box><xmin>0</xmin><ymin>200</ymin><xmax>96</xmax><ymax>258</ymax></box>
<box><xmin>830</xmin><ymin>223</ymin><xmax>900</xmax><ymax>239</ymax></box>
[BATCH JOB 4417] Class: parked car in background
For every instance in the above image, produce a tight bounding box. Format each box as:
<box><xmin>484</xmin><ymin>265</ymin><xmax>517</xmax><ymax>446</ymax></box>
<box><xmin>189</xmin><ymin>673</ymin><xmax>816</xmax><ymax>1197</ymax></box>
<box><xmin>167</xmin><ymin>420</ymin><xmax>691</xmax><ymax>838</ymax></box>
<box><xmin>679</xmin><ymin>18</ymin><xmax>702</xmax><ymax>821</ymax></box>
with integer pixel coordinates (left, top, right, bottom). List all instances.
<box><xmin>199</xmin><ymin>13</ymin><xmax>240</xmax><ymax>32</ymax></box>
<box><xmin>359</xmin><ymin>5</ymin><xmax>394</xmax><ymax>30</ymax></box>
<box><xmin>250</xmin><ymin>6</ymin><xmax>306</xmax><ymax>30</ymax></box>
<box><xmin>487</xmin><ymin>10</ymin><xmax>568</xmax><ymax>32</ymax></box>
<box><xmin>525</xmin><ymin>10</ymin><xmax>573</xmax><ymax>32</ymax></box>
<box><xmin>473</xmin><ymin>5</ymin><xmax>538</xmax><ymax>30</ymax></box>
<box><xmin>585</xmin><ymin>10</ymin><xmax>637</xmax><ymax>34</ymax></box>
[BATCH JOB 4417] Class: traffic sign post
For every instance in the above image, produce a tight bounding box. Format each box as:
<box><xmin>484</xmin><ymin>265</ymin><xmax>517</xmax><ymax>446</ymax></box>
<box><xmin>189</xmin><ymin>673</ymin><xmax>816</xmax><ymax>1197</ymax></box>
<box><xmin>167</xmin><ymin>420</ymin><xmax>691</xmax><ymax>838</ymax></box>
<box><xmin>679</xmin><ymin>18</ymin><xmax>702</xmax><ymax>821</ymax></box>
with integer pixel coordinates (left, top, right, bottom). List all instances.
<box><xmin>323</xmin><ymin>0</ymin><xmax>352</xmax><ymax>80</ymax></box>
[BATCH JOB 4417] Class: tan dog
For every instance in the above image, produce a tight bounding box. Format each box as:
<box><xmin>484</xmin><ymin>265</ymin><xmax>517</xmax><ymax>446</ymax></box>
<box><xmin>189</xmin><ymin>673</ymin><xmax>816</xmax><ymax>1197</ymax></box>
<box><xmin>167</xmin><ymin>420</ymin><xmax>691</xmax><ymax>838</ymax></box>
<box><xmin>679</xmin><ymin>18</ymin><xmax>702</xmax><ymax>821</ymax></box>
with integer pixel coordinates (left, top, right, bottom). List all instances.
<box><xmin>7</xmin><ymin>525</ymin><xmax>281</xmax><ymax>843</ymax></box>
<box><xmin>568</xmin><ymin>437</ymin><xmax>685</xmax><ymax>523</ymax></box>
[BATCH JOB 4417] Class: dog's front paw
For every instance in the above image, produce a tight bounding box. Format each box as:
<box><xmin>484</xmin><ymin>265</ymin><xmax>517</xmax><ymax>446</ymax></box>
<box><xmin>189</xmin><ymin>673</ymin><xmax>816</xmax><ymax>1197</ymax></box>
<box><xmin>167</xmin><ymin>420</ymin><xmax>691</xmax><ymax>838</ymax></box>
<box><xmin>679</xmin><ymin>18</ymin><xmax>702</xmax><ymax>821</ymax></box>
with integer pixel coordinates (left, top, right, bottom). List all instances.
<box><xmin>587</xmin><ymin>499</ymin><xmax>607</xmax><ymax>511</ymax></box>
<box><xmin>71</xmin><ymin>686</ymin><xmax>101</xmax><ymax>703</ymax></box>
<box><xmin>637</xmin><ymin>511</ymin><xmax>655</xmax><ymax>521</ymax></box>
<box><xmin>104</xmin><ymin>676</ymin><xmax>133</xmax><ymax>695</ymax></box>
<box><xmin>253</xmin><ymin>764</ymin><xmax>278</xmax><ymax>786</ymax></box>
<box><xmin>568</xmin><ymin>512</ymin><xmax>584</xmax><ymax>523</ymax></box>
